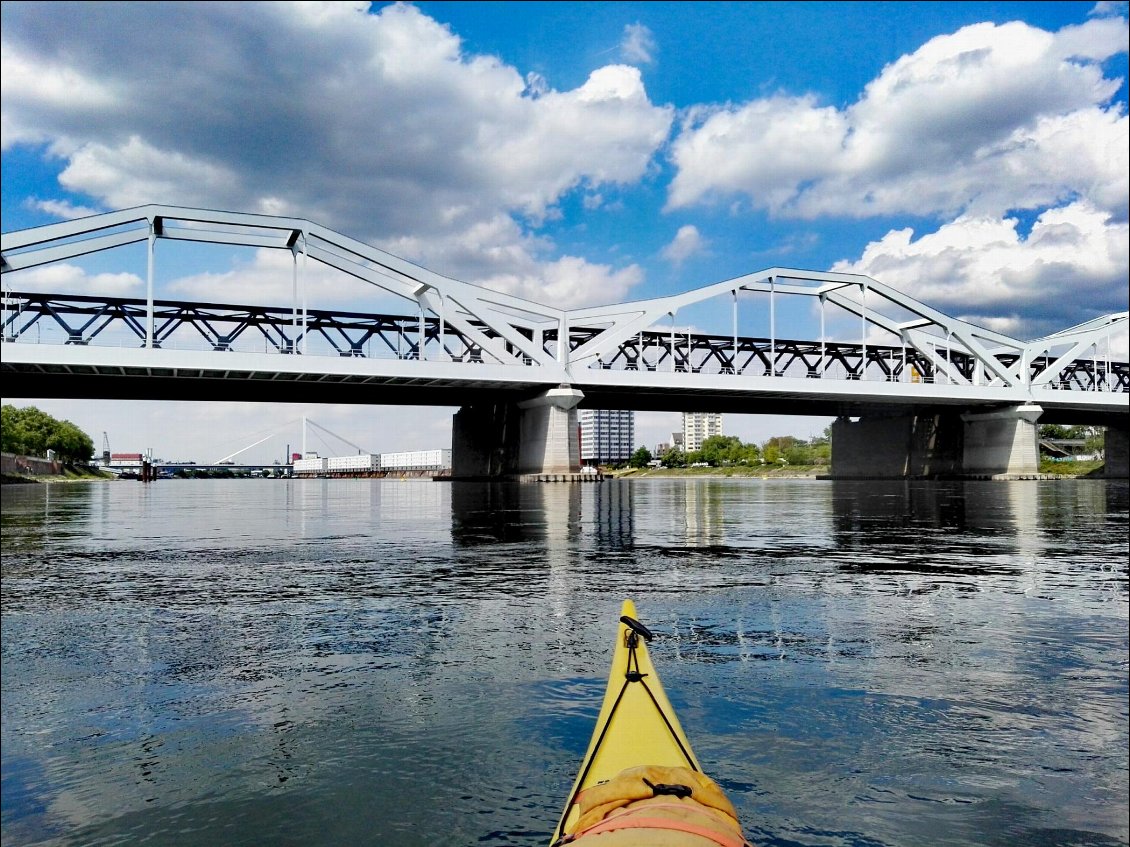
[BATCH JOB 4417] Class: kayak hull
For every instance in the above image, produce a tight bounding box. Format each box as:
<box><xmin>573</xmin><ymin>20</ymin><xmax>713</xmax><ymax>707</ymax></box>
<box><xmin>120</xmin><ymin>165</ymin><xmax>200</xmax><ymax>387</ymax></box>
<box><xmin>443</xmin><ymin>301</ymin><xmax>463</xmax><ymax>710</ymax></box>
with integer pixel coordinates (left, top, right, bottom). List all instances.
<box><xmin>551</xmin><ymin>600</ymin><xmax>748</xmax><ymax>846</ymax></box>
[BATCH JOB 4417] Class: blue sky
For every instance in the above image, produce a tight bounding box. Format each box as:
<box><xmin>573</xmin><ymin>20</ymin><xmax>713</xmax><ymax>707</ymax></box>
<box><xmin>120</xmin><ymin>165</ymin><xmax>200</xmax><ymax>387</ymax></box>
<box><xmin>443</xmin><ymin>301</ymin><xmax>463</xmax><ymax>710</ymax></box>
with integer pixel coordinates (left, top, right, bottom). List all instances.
<box><xmin>1</xmin><ymin>1</ymin><xmax>1127</xmax><ymax>462</ymax></box>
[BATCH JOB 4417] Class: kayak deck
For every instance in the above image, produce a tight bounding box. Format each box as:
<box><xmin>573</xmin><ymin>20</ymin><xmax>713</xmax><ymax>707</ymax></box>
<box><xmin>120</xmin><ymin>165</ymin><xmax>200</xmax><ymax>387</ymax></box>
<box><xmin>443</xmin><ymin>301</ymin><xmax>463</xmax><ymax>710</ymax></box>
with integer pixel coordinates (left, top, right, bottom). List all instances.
<box><xmin>551</xmin><ymin>600</ymin><xmax>747</xmax><ymax>846</ymax></box>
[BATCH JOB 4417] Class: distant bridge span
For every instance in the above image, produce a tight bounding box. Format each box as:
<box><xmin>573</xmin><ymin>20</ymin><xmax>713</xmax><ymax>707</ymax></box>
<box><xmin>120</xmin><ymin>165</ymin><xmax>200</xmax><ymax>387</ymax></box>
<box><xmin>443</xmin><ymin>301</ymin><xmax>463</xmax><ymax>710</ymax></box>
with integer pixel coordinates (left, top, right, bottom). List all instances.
<box><xmin>2</xmin><ymin>205</ymin><xmax>1126</xmax><ymax>476</ymax></box>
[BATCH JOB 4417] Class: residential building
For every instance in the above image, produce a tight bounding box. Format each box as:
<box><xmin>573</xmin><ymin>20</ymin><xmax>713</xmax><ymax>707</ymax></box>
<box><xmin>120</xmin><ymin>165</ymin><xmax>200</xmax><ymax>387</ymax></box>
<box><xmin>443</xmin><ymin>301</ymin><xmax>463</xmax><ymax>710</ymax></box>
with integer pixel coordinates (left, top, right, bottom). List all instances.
<box><xmin>579</xmin><ymin>409</ymin><xmax>635</xmax><ymax>466</ymax></box>
<box><xmin>682</xmin><ymin>412</ymin><xmax>722</xmax><ymax>453</ymax></box>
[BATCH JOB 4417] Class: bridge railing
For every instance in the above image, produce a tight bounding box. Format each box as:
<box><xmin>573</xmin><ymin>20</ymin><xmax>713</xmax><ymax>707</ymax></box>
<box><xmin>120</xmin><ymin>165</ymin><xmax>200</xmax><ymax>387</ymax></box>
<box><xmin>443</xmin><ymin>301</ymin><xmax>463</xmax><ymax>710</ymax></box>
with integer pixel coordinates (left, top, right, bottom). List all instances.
<box><xmin>572</xmin><ymin>328</ymin><xmax>1128</xmax><ymax>390</ymax></box>
<box><xmin>0</xmin><ymin>291</ymin><xmax>501</xmax><ymax>363</ymax></box>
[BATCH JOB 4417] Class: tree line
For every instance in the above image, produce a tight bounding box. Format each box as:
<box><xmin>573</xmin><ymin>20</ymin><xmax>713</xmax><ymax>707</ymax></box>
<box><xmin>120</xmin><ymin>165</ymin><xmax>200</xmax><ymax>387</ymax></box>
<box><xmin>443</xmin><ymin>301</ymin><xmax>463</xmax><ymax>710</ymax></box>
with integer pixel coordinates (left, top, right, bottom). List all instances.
<box><xmin>1</xmin><ymin>405</ymin><xmax>95</xmax><ymax>464</ymax></box>
<box><xmin>620</xmin><ymin>423</ymin><xmax>1106</xmax><ymax>470</ymax></box>
<box><xmin>626</xmin><ymin>431</ymin><xmax>832</xmax><ymax>469</ymax></box>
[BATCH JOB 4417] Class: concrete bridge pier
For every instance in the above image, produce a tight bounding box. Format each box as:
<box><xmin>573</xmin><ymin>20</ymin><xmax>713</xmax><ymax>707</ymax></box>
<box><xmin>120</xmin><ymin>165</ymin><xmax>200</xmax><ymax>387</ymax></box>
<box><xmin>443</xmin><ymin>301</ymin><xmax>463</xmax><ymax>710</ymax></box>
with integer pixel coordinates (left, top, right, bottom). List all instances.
<box><xmin>450</xmin><ymin>386</ymin><xmax>582</xmax><ymax>479</ymax></box>
<box><xmin>1105</xmin><ymin>427</ymin><xmax>1129</xmax><ymax>478</ymax></box>
<box><xmin>830</xmin><ymin>412</ymin><xmax>963</xmax><ymax>478</ymax></box>
<box><xmin>516</xmin><ymin>386</ymin><xmax>583</xmax><ymax>474</ymax></box>
<box><xmin>831</xmin><ymin>403</ymin><xmax>1043</xmax><ymax>479</ymax></box>
<box><xmin>960</xmin><ymin>403</ymin><xmax>1042</xmax><ymax>477</ymax></box>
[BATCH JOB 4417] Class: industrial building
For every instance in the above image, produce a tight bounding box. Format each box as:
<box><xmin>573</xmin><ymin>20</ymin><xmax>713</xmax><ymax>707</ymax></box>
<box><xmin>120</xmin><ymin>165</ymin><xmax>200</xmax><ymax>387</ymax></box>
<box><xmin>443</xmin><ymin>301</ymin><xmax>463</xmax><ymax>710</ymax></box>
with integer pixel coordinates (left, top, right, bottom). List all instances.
<box><xmin>292</xmin><ymin>449</ymin><xmax>452</xmax><ymax>478</ymax></box>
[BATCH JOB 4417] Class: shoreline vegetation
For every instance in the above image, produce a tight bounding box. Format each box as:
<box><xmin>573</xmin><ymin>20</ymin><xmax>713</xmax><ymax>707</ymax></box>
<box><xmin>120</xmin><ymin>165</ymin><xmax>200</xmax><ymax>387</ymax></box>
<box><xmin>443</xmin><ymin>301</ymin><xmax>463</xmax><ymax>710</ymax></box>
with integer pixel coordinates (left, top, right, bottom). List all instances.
<box><xmin>605</xmin><ymin>458</ymin><xmax>1106</xmax><ymax>480</ymax></box>
<box><xmin>1</xmin><ymin>465</ymin><xmax>115</xmax><ymax>485</ymax></box>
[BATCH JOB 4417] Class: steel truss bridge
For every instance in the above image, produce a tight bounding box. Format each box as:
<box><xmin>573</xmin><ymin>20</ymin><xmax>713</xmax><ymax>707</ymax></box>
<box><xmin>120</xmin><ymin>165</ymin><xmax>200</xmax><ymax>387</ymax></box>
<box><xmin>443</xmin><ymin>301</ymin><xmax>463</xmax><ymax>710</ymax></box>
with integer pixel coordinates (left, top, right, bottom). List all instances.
<box><xmin>2</xmin><ymin>205</ymin><xmax>1127</xmax><ymax>426</ymax></box>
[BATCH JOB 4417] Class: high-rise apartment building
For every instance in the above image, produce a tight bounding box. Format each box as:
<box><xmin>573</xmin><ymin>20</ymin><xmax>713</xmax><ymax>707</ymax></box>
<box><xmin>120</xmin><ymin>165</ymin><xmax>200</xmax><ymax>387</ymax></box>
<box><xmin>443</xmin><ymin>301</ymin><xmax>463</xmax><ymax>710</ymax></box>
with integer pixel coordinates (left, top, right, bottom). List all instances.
<box><xmin>579</xmin><ymin>409</ymin><xmax>635</xmax><ymax>465</ymax></box>
<box><xmin>682</xmin><ymin>412</ymin><xmax>722</xmax><ymax>453</ymax></box>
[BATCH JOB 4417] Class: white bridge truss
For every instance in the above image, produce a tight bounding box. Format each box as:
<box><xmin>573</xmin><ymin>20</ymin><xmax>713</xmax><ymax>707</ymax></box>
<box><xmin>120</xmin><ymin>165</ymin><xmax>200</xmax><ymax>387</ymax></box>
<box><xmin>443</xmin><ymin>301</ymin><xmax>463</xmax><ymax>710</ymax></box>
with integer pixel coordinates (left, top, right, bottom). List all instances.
<box><xmin>2</xmin><ymin>204</ymin><xmax>1126</xmax><ymax>423</ymax></box>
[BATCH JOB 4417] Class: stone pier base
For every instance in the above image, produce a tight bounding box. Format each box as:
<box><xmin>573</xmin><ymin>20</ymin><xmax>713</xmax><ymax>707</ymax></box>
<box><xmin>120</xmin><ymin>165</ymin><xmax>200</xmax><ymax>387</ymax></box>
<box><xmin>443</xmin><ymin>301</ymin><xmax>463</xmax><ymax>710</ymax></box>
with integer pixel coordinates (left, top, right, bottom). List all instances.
<box><xmin>960</xmin><ymin>404</ymin><xmax>1041</xmax><ymax>478</ymax></box>
<box><xmin>1105</xmin><ymin>427</ymin><xmax>1129</xmax><ymax>478</ymax></box>
<box><xmin>830</xmin><ymin>413</ymin><xmax>963</xmax><ymax>478</ymax></box>
<box><xmin>450</xmin><ymin>386</ymin><xmax>582</xmax><ymax>479</ymax></box>
<box><xmin>831</xmin><ymin>404</ymin><xmax>1045</xmax><ymax>479</ymax></box>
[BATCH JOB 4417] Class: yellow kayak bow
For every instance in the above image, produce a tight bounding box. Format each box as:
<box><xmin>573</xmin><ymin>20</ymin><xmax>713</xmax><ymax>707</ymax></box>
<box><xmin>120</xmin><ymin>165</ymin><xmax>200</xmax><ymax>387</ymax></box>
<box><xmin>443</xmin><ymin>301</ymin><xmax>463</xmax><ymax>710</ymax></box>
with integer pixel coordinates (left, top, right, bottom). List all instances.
<box><xmin>551</xmin><ymin>600</ymin><xmax>750</xmax><ymax>847</ymax></box>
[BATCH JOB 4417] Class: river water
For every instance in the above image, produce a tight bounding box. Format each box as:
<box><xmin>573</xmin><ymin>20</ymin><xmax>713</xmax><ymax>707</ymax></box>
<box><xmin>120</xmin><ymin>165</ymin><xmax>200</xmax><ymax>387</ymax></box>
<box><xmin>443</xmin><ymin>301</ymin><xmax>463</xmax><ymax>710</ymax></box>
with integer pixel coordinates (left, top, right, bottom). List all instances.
<box><xmin>1</xmin><ymin>477</ymin><xmax>1127</xmax><ymax>847</ymax></box>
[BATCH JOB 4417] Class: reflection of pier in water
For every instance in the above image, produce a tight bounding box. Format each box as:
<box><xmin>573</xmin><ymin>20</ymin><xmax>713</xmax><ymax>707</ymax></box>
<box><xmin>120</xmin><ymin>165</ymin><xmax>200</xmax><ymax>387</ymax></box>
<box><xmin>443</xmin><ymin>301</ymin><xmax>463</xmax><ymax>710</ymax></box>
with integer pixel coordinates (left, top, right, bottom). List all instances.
<box><xmin>449</xmin><ymin>481</ymin><xmax>636</xmax><ymax>550</ymax></box>
<box><xmin>626</xmin><ymin>479</ymin><xmax>728</xmax><ymax>548</ymax></box>
<box><xmin>830</xmin><ymin>479</ymin><xmax>1042</xmax><ymax>557</ymax></box>
<box><xmin>827</xmin><ymin>478</ymin><xmax>1126</xmax><ymax>592</ymax></box>
<box><xmin>680</xmin><ymin>481</ymin><xmax>725</xmax><ymax>545</ymax></box>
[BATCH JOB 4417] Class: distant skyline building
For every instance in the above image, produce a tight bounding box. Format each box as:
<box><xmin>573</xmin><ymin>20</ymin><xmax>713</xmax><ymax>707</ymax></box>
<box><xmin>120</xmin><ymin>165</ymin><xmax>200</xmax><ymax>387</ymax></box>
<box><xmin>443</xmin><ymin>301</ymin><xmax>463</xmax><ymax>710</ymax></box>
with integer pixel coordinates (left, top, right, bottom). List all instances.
<box><xmin>579</xmin><ymin>409</ymin><xmax>635</xmax><ymax>466</ymax></box>
<box><xmin>682</xmin><ymin>412</ymin><xmax>722</xmax><ymax>453</ymax></box>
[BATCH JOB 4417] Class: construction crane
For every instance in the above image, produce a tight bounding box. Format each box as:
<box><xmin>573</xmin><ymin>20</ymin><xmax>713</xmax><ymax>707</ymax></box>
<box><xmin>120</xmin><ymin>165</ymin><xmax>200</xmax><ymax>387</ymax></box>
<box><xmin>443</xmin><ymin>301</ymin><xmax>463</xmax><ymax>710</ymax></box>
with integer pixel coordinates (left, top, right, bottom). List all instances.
<box><xmin>102</xmin><ymin>432</ymin><xmax>111</xmax><ymax>465</ymax></box>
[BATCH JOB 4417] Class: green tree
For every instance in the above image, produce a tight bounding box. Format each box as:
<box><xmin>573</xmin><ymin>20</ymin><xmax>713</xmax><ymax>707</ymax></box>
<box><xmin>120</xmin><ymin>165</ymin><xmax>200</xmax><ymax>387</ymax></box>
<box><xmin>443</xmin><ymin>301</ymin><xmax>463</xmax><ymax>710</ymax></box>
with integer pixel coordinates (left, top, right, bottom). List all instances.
<box><xmin>809</xmin><ymin>440</ymin><xmax>831</xmax><ymax>465</ymax></box>
<box><xmin>50</xmin><ymin>420</ymin><xmax>95</xmax><ymax>463</ymax></box>
<box><xmin>1082</xmin><ymin>426</ymin><xmax>1105</xmax><ymax>459</ymax></box>
<box><xmin>763</xmin><ymin>435</ymin><xmax>800</xmax><ymax>456</ymax></box>
<box><xmin>698</xmin><ymin>434</ymin><xmax>744</xmax><ymax>466</ymax></box>
<box><xmin>628</xmin><ymin>446</ymin><xmax>653</xmax><ymax>468</ymax></box>
<box><xmin>784</xmin><ymin>441</ymin><xmax>813</xmax><ymax>465</ymax></box>
<box><xmin>660</xmin><ymin>447</ymin><xmax>687</xmax><ymax>467</ymax></box>
<box><xmin>0</xmin><ymin>404</ymin><xmax>21</xmax><ymax>454</ymax></box>
<box><xmin>1</xmin><ymin>404</ymin><xmax>95</xmax><ymax>463</ymax></box>
<box><xmin>1039</xmin><ymin>424</ymin><xmax>1072</xmax><ymax>439</ymax></box>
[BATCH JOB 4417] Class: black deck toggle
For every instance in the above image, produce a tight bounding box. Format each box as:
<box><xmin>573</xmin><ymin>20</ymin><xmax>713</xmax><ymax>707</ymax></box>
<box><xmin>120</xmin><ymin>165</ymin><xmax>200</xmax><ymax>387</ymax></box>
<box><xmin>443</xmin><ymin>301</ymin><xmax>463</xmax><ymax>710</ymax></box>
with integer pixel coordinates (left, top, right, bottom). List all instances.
<box><xmin>643</xmin><ymin>778</ymin><xmax>693</xmax><ymax>798</ymax></box>
<box><xmin>620</xmin><ymin>615</ymin><xmax>654</xmax><ymax>642</ymax></box>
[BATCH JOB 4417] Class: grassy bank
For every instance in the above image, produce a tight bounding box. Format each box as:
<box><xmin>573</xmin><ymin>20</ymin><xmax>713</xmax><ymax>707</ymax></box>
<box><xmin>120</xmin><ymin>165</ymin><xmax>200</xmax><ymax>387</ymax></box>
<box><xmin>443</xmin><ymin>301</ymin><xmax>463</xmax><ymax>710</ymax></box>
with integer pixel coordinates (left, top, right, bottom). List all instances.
<box><xmin>607</xmin><ymin>465</ymin><xmax>825</xmax><ymax>479</ymax></box>
<box><xmin>607</xmin><ymin>459</ymin><xmax>1107</xmax><ymax>480</ymax></box>
<box><xmin>1038</xmin><ymin>458</ymin><xmax>1105</xmax><ymax>477</ymax></box>
<box><xmin>1</xmin><ymin>465</ymin><xmax>115</xmax><ymax>485</ymax></box>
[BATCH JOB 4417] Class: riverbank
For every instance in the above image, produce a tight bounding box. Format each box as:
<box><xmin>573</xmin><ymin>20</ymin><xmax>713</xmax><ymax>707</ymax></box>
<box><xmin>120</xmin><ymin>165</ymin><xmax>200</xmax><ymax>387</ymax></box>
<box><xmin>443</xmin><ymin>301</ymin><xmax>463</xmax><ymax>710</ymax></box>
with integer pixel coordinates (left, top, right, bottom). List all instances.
<box><xmin>607</xmin><ymin>465</ymin><xmax>825</xmax><ymax>479</ymax></box>
<box><xmin>605</xmin><ymin>458</ymin><xmax>1107</xmax><ymax>480</ymax></box>
<box><xmin>1</xmin><ymin>460</ymin><xmax>1106</xmax><ymax>484</ymax></box>
<box><xmin>1</xmin><ymin>470</ymin><xmax>114</xmax><ymax>485</ymax></box>
<box><xmin>1</xmin><ymin>463</ymin><xmax>114</xmax><ymax>485</ymax></box>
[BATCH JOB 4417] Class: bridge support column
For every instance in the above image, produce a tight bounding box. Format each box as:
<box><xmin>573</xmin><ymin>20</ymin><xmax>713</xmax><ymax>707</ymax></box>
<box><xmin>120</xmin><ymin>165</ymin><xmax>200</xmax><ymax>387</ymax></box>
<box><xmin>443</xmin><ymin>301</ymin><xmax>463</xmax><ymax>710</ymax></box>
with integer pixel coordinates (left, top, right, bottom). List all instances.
<box><xmin>830</xmin><ymin>413</ymin><xmax>963</xmax><ymax>479</ymax></box>
<box><xmin>450</xmin><ymin>386</ymin><xmax>583</xmax><ymax>479</ymax></box>
<box><xmin>450</xmin><ymin>403</ymin><xmax>522</xmax><ymax>479</ymax></box>
<box><xmin>517</xmin><ymin>386</ymin><xmax>583</xmax><ymax>474</ymax></box>
<box><xmin>960</xmin><ymin>404</ymin><xmax>1041</xmax><ymax>477</ymax></box>
<box><xmin>1104</xmin><ymin>427</ymin><xmax>1129</xmax><ymax>478</ymax></box>
<box><xmin>831</xmin><ymin>405</ymin><xmax>1044</xmax><ymax>479</ymax></box>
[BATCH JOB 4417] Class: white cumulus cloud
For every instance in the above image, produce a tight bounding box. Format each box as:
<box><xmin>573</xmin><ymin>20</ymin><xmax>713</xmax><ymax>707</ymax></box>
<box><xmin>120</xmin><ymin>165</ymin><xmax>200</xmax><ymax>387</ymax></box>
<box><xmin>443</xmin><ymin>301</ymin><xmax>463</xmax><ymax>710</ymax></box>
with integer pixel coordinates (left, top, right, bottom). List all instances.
<box><xmin>0</xmin><ymin>1</ymin><xmax>671</xmax><ymax>303</ymax></box>
<box><xmin>5</xmin><ymin>263</ymin><xmax>143</xmax><ymax>297</ymax></box>
<box><xmin>831</xmin><ymin>201</ymin><xmax>1129</xmax><ymax>340</ymax></box>
<box><xmin>667</xmin><ymin>17</ymin><xmax>1129</xmax><ymax>221</ymax></box>
<box><xmin>26</xmin><ymin>197</ymin><xmax>101</xmax><ymax>220</ymax></box>
<box><xmin>661</xmin><ymin>225</ymin><xmax>707</xmax><ymax>264</ymax></box>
